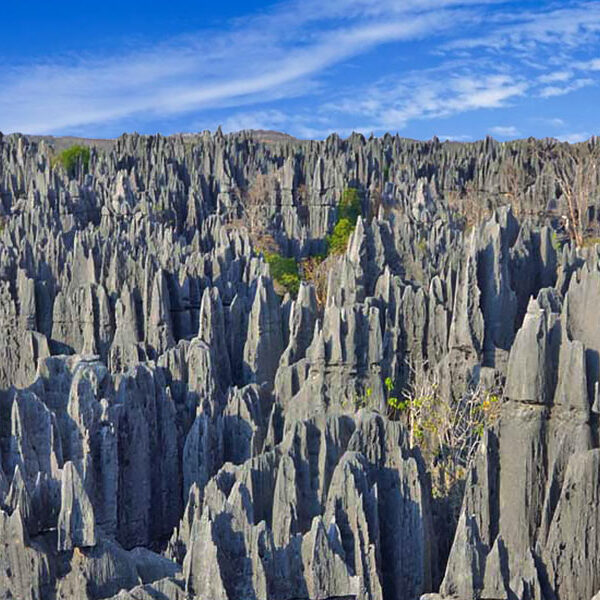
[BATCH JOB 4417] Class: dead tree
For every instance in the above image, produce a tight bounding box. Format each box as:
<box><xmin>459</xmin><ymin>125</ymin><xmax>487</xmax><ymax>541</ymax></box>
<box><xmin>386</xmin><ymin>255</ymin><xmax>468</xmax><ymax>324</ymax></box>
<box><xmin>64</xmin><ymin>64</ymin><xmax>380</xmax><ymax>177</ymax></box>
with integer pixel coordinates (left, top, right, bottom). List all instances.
<box><xmin>537</xmin><ymin>142</ymin><xmax>600</xmax><ymax>246</ymax></box>
<box><xmin>241</xmin><ymin>172</ymin><xmax>279</xmax><ymax>252</ymax></box>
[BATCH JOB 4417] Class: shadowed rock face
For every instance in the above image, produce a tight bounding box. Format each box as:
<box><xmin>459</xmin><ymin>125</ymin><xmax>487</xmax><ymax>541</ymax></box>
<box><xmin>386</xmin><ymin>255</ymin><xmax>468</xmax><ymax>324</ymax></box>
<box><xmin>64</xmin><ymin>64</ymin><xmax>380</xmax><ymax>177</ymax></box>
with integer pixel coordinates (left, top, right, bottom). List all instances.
<box><xmin>0</xmin><ymin>130</ymin><xmax>599</xmax><ymax>599</ymax></box>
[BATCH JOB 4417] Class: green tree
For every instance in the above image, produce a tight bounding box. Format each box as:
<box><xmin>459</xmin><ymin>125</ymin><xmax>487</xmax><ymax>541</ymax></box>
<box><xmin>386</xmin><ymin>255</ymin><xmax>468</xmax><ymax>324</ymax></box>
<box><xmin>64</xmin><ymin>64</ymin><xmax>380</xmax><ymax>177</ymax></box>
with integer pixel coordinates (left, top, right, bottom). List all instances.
<box><xmin>327</xmin><ymin>218</ymin><xmax>355</xmax><ymax>255</ymax></box>
<box><xmin>326</xmin><ymin>187</ymin><xmax>362</xmax><ymax>255</ymax></box>
<box><xmin>280</xmin><ymin>272</ymin><xmax>300</xmax><ymax>296</ymax></box>
<box><xmin>265</xmin><ymin>252</ymin><xmax>300</xmax><ymax>296</ymax></box>
<box><xmin>339</xmin><ymin>187</ymin><xmax>361</xmax><ymax>223</ymax></box>
<box><xmin>54</xmin><ymin>145</ymin><xmax>90</xmax><ymax>178</ymax></box>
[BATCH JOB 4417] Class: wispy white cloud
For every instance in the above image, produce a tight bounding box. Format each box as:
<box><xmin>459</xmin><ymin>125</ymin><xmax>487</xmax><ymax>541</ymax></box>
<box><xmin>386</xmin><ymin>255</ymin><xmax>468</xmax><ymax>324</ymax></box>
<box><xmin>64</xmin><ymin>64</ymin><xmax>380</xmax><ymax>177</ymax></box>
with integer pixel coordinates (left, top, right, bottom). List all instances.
<box><xmin>322</xmin><ymin>70</ymin><xmax>528</xmax><ymax>134</ymax></box>
<box><xmin>557</xmin><ymin>132</ymin><xmax>591</xmax><ymax>143</ymax></box>
<box><xmin>576</xmin><ymin>58</ymin><xmax>600</xmax><ymax>70</ymax></box>
<box><xmin>219</xmin><ymin>110</ymin><xmax>289</xmax><ymax>133</ymax></box>
<box><xmin>538</xmin><ymin>70</ymin><xmax>573</xmax><ymax>84</ymax></box>
<box><xmin>540</xmin><ymin>78</ymin><xmax>595</xmax><ymax>97</ymax></box>
<box><xmin>540</xmin><ymin>117</ymin><xmax>567</xmax><ymax>128</ymax></box>
<box><xmin>445</xmin><ymin>3</ymin><xmax>600</xmax><ymax>52</ymax></box>
<box><xmin>310</xmin><ymin>2</ymin><xmax>600</xmax><ymax>139</ymax></box>
<box><xmin>1</xmin><ymin>0</ymin><xmax>600</xmax><ymax>138</ymax></box>
<box><xmin>438</xmin><ymin>134</ymin><xmax>473</xmax><ymax>141</ymax></box>
<box><xmin>0</xmin><ymin>0</ymin><xmax>476</xmax><ymax>134</ymax></box>
<box><xmin>489</xmin><ymin>125</ymin><xmax>520</xmax><ymax>137</ymax></box>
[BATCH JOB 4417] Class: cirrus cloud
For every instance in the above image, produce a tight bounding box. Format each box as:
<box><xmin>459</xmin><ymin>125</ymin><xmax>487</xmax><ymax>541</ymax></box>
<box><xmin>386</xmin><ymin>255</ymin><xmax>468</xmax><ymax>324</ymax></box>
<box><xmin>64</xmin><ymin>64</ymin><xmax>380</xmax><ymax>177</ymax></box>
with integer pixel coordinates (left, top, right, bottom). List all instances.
<box><xmin>1</xmin><ymin>0</ymin><xmax>599</xmax><ymax>140</ymax></box>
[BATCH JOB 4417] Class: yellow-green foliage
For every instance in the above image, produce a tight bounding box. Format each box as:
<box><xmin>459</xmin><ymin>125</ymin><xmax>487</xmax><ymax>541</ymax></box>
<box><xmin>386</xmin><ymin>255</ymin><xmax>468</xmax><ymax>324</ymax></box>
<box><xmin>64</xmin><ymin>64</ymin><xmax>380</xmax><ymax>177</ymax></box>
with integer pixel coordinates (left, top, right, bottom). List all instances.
<box><xmin>54</xmin><ymin>145</ymin><xmax>90</xmax><ymax>177</ymax></box>
<box><xmin>280</xmin><ymin>273</ymin><xmax>301</xmax><ymax>296</ymax></box>
<box><xmin>386</xmin><ymin>366</ymin><xmax>502</xmax><ymax>496</ymax></box>
<box><xmin>416</xmin><ymin>236</ymin><xmax>428</xmax><ymax>253</ymax></box>
<box><xmin>327</xmin><ymin>218</ymin><xmax>355</xmax><ymax>254</ymax></box>
<box><xmin>551</xmin><ymin>230</ymin><xmax>562</xmax><ymax>251</ymax></box>
<box><xmin>327</xmin><ymin>187</ymin><xmax>361</xmax><ymax>255</ymax></box>
<box><xmin>581</xmin><ymin>236</ymin><xmax>600</xmax><ymax>248</ymax></box>
<box><xmin>265</xmin><ymin>252</ymin><xmax>300</xmax><ymax>296</ymax></box>
<box><xmin>338</xmin><ymin>187</ymin><xmax>361</xmax><ymax>223</ymax></box>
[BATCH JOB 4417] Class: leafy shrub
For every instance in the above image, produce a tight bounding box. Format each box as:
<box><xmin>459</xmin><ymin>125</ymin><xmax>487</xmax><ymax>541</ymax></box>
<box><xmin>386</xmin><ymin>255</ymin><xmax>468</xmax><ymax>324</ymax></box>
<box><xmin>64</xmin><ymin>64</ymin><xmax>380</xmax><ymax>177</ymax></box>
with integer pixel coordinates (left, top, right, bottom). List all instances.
<box><xmin>54</xmin><ymin>145</ymin><xmax>90</xmax><ymax>177</ymax></box>
<box><xmin>387</xmin><ymin>362</ymin><xmax>502</xmax><ymax>496</ymax></box>
<box><xmin>551</xmin><ymin>230</ymin><xmax>566</xmax><ymax>251</ymax></box>
<box><xmin>326</xmin><ymin>187</ymin><xmax>362</xmax><ymax>255</ymax></box>
<box><xmin>338</xmin><ymin>187</ymin><xmax>361</xmax><ymax>223</ymax></box>
<box><xmin>352</xmin><ymin>385</ymin><xmax>375</xmax><ymax>409</ymax></box>
<box><xmin>265</xmin><ymin>252</ymin><xmax>300</xmax><ymax>296</ymax></box>
<box><xmin>327</xmin><ymin>218</ymin><xmax>355</xmax><ymax>255</ymax></box>
<box><xmin>280</xmin><ymin>272</ymin><xmax>300</xmax><ymax>296</ymax></box>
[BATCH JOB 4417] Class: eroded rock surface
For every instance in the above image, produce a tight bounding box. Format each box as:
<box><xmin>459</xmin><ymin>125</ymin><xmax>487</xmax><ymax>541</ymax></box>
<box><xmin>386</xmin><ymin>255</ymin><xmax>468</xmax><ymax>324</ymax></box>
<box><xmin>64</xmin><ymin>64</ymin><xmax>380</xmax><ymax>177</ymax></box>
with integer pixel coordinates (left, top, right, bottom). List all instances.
<box><xmin>0</xmin><ymin>131</ymin><xmax>599</xmax><ymax>599</ymax></box>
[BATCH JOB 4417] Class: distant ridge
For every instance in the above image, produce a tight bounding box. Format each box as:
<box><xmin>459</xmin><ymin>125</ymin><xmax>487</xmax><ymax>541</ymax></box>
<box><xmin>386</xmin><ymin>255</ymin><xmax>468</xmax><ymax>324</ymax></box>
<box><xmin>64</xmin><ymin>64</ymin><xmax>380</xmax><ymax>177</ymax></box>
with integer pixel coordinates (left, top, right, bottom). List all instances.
<box><xmin>15</xmin><ymin>129</ymin><xmax>300</xmax><ymax>151</ymax></box>
<box><xmin>6</xmin><ymin>129</ymin><xmax>597</xmax><ymax>152</ymax></box>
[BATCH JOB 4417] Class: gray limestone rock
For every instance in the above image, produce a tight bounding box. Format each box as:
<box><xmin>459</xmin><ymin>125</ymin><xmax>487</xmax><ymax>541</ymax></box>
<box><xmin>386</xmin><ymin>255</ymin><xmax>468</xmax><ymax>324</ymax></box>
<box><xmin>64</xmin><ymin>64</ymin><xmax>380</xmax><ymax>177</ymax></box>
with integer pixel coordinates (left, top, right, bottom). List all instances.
<box><xmin>128</xmin><ymin>547</ymin><xmax>181</xmax><ymax>584</ymax></box>
<box><xmin>182</xmin><ymin>412</ymin><xmax>224</xmax><ymax>503</ymax></box>
<box><xmin>198</xmin><ymin>286</ymin><xmax>232</xmax><ymax>385</ymax></box>
<box><xmin>7</xmin><ymin>389</ymin><xmax>63</xmax><ymax>483</ymax></box>
<box><xmin>243</xmin><ymin>275</ymin><xmax>284</xmax><ymax>387</ymax></box>
<box><xmin>57</xmin><ymin>461</ymin><xmax>97</xmax><ymax>551</ymax></box>
<box><xmin>543</xmin><ymin>450</ymin><xmax>600</xmax><ymax>600</ymax></box>
<box><xmin>5</xmin><ymin>464</ymin><xmax>35</xmax><ymax>533</ymax></box>
<box><xmin>56</xmin><ymin>537</ymin><xmax>141</xmax><ymax>599</ymax></box>
<box><xmin>106</xmin><ymin>578</ymin><xmax>187</xmax><ymax>600</ymax></box>
<box><xmin>1</xmin><ymin>130</ymin><xmax>600</xmax><ymax>600</ymax></box>
<box><xmin>439</xmin><ymin>512</ymin><xmax>485</xmax><ymax>599</ymax></box>
<box><xmin>301</xmin><ymin>516</ymin><xmax>358</xmax><ymax>600</ymax></box>
<box><xmin>505</xmin><ymin>300</ymin><xmax>553</xmax><ymax>404</ymax></box>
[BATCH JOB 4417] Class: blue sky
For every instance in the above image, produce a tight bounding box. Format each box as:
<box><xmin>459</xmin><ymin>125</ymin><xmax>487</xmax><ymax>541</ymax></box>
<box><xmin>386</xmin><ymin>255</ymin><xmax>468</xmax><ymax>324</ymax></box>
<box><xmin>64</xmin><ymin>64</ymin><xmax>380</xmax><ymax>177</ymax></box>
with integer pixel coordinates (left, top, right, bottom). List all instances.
<box><xmin>1</xmin><ymin>0</ymin><xmax>599</xmax><ymax>141</ymax></box>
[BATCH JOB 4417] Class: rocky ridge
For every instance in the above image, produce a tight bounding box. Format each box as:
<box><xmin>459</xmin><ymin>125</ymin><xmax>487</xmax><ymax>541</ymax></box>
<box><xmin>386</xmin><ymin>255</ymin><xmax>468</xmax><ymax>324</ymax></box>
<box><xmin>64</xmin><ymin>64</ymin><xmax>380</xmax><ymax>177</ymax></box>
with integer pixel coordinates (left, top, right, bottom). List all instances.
<box><xmin>0</xmin><ymin>130</ymin><xmax>599</xmax><ymax>599</ymax></box>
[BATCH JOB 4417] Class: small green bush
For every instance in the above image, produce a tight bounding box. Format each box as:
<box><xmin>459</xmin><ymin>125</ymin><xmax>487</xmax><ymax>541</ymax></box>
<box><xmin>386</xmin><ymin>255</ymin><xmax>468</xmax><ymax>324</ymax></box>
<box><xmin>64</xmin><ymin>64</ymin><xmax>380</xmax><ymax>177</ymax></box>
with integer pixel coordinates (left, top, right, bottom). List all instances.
<box><xmin>54</xmin><ymin>145</ymin><xmax>90</xmax><ymax>177</ymax></box>
<box><xmin>339</xmin><ymin>187</ymin><xmax>361</xmax><ymax>223</ymax></box>
<box><xmin>327</xmin><ymin>218</ymin><xmax>354</xmax><ymax>255</ymax></box>
<box><xmin>325</xmin><ymin>187</ymin><xmax>362</xmax><ymax>256</ymax></box>
<box><xmin>280</xmin><ymin>272</ymin><xmax>300</xmax><ymax>296</ymax></box>
<box><xmin>265</xmin><ymin>252</ymin><xmax>300</xmax><ymax>296</ymax></box>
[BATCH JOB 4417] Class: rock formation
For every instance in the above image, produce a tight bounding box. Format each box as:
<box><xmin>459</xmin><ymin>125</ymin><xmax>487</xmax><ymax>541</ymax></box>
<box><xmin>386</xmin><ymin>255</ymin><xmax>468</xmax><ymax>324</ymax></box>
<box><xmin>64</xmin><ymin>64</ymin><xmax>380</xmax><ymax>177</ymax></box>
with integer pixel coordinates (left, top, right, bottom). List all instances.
<box><xmin>0</xmin><ymin>129</ymin><xmax>599</xmax><ymax>599</ymax></box>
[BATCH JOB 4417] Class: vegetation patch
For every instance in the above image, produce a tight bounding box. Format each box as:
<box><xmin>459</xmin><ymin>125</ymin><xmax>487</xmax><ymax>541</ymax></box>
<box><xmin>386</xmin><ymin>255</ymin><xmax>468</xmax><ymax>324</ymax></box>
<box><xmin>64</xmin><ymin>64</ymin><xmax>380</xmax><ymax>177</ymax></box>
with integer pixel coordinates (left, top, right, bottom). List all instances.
<box><xmin>327</xmin><ymin>218</ymin><xmax>355</xmax><ymax>255</ymax></box>
<box><xmin>338</xmin><ymin>187</ymin><xmax>361</xmax><ymax>222</ymax></box>
<box><xmin>388</xmin><ymin>363</ymin><xmax>502</xmax><ymax>497</ymax></box>
<box><xmin>580</xmin><ymin>236</ymin><xmax>600</xmax><ymax>248</ymax></box>
<box><xmin>300</xmin><ymin>253</ymin><xmax>328</xmax><ymax>306</ymax></box>
<box><xmin>254</xmin><ymin>186</ymin><xmax>363</xmax><ymax>299</ymax></box>
<box><xmin>53</xmin><ymin>145</ymin><xmax>91</xmax><ymax>178</ymax></box>
<box><xmin>265</xmin><ymin>252</ymin><xmax>301</xmax><ymax>296</ymax></box>
<box><xmin>327</xmin><ymin>187</ymin><xmax>361</xmax><ymax>255</ymax></box>
<box><xmin>351</xmin><ymin>362</ymin><xmax>503</xmax><ymax>500</ymax></box>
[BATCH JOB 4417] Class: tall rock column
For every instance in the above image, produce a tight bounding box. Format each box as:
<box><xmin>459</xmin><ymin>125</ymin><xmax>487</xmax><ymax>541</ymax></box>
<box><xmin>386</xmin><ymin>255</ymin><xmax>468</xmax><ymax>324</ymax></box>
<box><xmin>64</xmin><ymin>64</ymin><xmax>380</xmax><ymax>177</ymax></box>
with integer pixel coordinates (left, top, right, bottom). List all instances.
<box><xmin>243</xmin><ymin>276</ymin><xmax>284</xmax><ymax>387</ymax></box>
